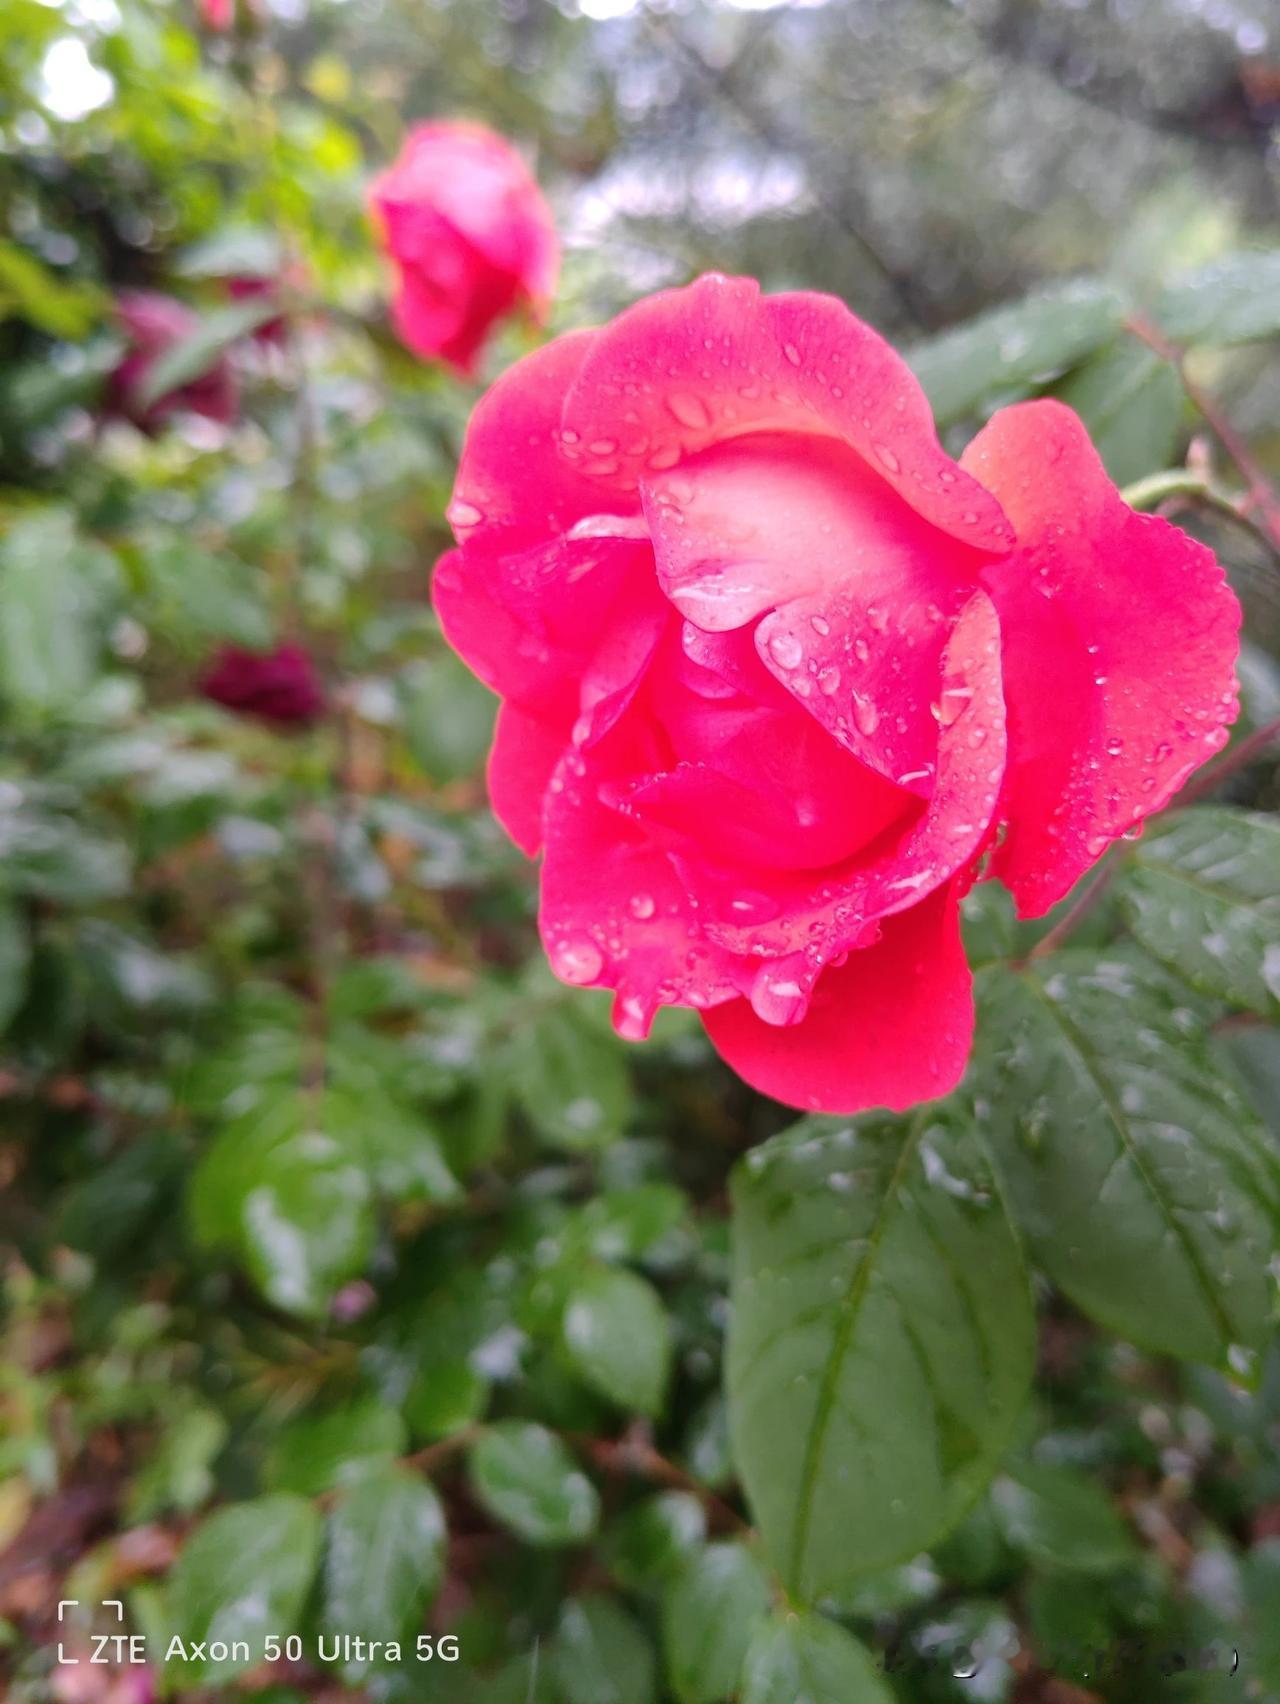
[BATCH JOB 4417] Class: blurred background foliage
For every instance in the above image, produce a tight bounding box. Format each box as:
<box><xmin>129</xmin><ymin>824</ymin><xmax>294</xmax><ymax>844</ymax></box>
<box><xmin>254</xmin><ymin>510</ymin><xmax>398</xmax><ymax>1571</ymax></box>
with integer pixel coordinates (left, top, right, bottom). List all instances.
<box><xmin>1</xmin><ymin>0</ymin><xmax>1280</xmax><ymax>1701</ymax></box>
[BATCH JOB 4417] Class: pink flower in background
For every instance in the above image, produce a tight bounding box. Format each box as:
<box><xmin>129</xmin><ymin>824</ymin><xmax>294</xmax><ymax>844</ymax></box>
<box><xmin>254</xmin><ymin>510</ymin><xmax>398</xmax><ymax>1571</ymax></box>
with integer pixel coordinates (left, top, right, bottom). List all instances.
<box><xmin>107</xmin><ymin>291</ymin><xmax>238</xmax><ymax>432</ymax></box>
<box><xmin>226</xmin><ymin>272</ymin><xmax>289</xmax><ymax>346</ymax></box>
<box><xmin>368</xmin><ymin>120</ymin><xmax>558</xmax><ymax>376</ymax></box>
<box><xmin>434</xmin><ymin>273</ymin><xmax>1240</xmax><ymax>1115</ymax></box>
<box><xmin>199</xmin><ymin>0</ymin><xmax>234</xmax><ymax>30</ymax></box>
<box><xmin>200</xmin><ymin>643</ymin><xmax>326</xmax><ymax>726</ymax></box>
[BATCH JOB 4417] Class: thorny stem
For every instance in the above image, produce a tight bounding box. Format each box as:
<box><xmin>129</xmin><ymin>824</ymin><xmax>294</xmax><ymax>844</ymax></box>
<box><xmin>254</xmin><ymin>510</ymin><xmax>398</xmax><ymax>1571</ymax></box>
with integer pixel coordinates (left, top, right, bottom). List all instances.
<box><xmin>1124</xmin><ymin>314</ymin><xmax>1280</xmax><ymax>550</ymax></box>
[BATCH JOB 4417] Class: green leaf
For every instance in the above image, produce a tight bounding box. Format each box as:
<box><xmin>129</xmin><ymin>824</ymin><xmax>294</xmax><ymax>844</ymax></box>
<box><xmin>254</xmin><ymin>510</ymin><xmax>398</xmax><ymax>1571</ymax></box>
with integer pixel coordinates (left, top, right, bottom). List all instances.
<box><xmin>603</xmin><ymin>1493</ymin><xmax>706</xmax><ymax>1596</ymax></box>
<box><xmin>334</xmin><ymin>1088</ymin><xmax>460</xmax><ymax>1207</ymax></box>
<box><xmin>973</xmin><ymin>954</ymin><xmax>1280</xmax><ymax>1363</ymax></box>
<box><xmin>1153</xmin><ymin>251</ymin><xmax>1280</xmax><ymax>347</ymax></box>
<box><xmin>741</xmin><ymin>1612</ymin><xmax>892</xmax><ymax>1704</ymax></box>
<box><xmin>662</xmin><ymin>1543</ymin><xmax>771</xmax><ymax>1704</ymax></box>
<box><xmin>907</xmin><ymin>280</ymin><xmax>1125</xmax><ymax>424</ymax></box>
<box><xmin>399</xmin><ymin>653</ymin><xmax>497</xmax><ymax>783</ymax></box>
<box><xmin>128</xmin><ymin>1405</ymin><xmax>228</xmax><ymax>1521</ymax></box>
<box><xmin>1244</xmin><ymin>1539</ymin><xmax>1280</xmax><ymax>1690</ymax></box>
<box><xmin>509</xmin><ymin>1001</ymin><xmax>633</xmax><ymax>1152</ymax></box>
<box><xmin>728</xmin><ymin>1111</ymin><xmax>1034</xmax><ymax>1600</ymax></box>
<box><xmin>59</xmin><ymin>1132</ymin><xmax>184</xmax><ymax>1261</ymax></box>
<box><xmin>990</xmin><ymin>1462</ymin><xmax>1136</xmax><ymax>1573</ymax></box>
<box><xmin>1054</xmin><ymin>339</ymin><xmax>1181</xmax><ymax>486</ymax></box>
<box><xmin>0</xmin><ymin>511</ymin><xmax>114</xmax><ymax>715</ymax></box>
<box><xmin>467</xmin><ymin>1422</ymin><xmax>599</xmax><ymax>1547</ymax></box>
<box><xmin>0</xmin><ymin>238</ymin><xmax>106</xmax><ymax>338</ymax></box>
<box><xmin>577</xmin><ymin>1183</ymin><xmax>689</xmax><ymax>1262</ymax></box>
<box><xmin>0</xmin><ymin>799</ymin><xmax>130</xmax><ymax>904</ymax></box>
<box><xmin>132</xmin><ymin>300</ymin><xmax>278</xmax><ymax>411</ymax></box>
<box><xmin>192</xmin><ymin>1073</ymin><xmax>455</xmax><ymax>1315</ymax></box>
<box><xmin>1119</xmin><ymin>809</ymin><xmax>1280</xmax><ymax>1018</ymax></box>
<box><xmin>266</xmin><ymin>1395</ymin><xmax>406</xmax><ymax>1496</ymax></box>
<box><xmin>240</xmin><ymin>1131</ymin><xmax>373</xmax><ymax>1318</ymax></box>
<box><xmin>192</xmin><ymin>1093</ymin><xmax>375</xmax><ymax>1318</ymax></box>
<box><xmin>562</xmin><ymin>1267</ymin><xmax>672</xmax><ymax>1417</ymax></box>
<box><xmin>136</xmin><ymin>538</ymin><xmax>274</xmax><ymax>650</ymax></box>
<box><xmin>177</xmin><ymin>224</ymin><xmax>285</xmax><ymax>280</ymax></box>
<box><xmin>684</xmin><ymin>1394</ymin><xmax>734</xmax><ymax>1491</ymax></box>
<box><xmin>1218</xmin><ymin>1026</ymin><xmax>1280</xmax><ymax>1139</ymax></box>
<box><xmin>321</xmin><ymin>1461</ymin><xmax>445</xmax><ymax>1678</ymax></box>
<box><xmin>404</xmin><ymin>1357</ymin><xmax>489</xmax><ymax>1441</ymax></box>
<box><xmin>0</xmin><ymin>900</ymin><xmax>30</xmax><ymax>1033</ymax></box>
<box><xmin>165</xmin><ymin>1495</ymin><xmax>320</xmax><ymax>1685</ymax></box>
<box><xmin>552</xmin><ymin>1595</ymin><xmax>658</xmax><ymax>1704</ymax></box>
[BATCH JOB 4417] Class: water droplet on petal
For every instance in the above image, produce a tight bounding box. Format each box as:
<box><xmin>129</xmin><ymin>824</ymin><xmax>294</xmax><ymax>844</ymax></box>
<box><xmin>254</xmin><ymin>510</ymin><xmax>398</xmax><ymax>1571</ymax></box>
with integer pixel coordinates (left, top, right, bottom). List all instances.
<box><xmin>783</xmin><ymin>342</ymin><xmax>801</xmax><ymax>367</ymax></box>
<box><xmin>446</xmin><ymin>499</ymin><xmax>483</xmax><ymax>529</ymax></box>
<box><xmin>874</xmin><ymin>443</ymin><xmax>901</xmax><ymax>474</ymax></box>
<box><xmin>666</xmin><ymin>392</ymin><xmax>711</xmax><ymax>429</ymax></box>
<box><xmin>767</xmin><ymin>631</ymin><xmax>804</xmax><ymax>670</ymax></box>
<box><xmin>552</xmin><ymin>938</ymin><xmax>604</xmax><ymax>986</ymax></box>
<box><xmin>628</xmin><ymin>893</ymin><xmax>656</xmax><ymax>921</ymax></box>
<box><xmin>852</xmin><ymin>694</ymin><xmax>880</xmax><ymax>736</ymax></box>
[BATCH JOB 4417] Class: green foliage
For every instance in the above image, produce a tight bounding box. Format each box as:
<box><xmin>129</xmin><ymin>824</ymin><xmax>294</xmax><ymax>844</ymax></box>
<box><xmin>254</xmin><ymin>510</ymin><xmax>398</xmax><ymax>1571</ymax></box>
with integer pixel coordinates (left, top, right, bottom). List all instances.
<box><xmin>320</xmin><ymin>1462</ymin><xmax>446</xmax><ymax>1677</ymax></box>
<box><xmin>728</xmin><ymin>1109</ymin><xmax>1034</xmax><ymax>1596</ymax></box>
<box><xmin>1118</xmin><ymin>808</ymin><xmax>1280</xmax><ymax>1017</ymax></box>
<box><xmin>467</xmin><ymin>1424</ymin><xmax>600</xmax><ymax>1548</ymax></box>
<box><xmin>552</xmin><ymin>1596</ymin><xmax>658</xmax><ymax>1704</ymax></box>
<box><xmin>741</xmin><ymin>1612</ymin><xmax>891</xmax><ymax>1704</ymax></box>
<box><xmin>164</xmin><ymin>1496</ymin><xmax>322</xmax><ymax>1685</ymax></box>
<box><xmin>908</xmin><ymin>280</ymin><xmax>1126</xmax><ymax>425</ymax></box>
<box><xmin>561</xmin><ymin>1266</ymin><xmax>673</xmax><ymax>1418</ymax></box>
<box><xmin>661</xmin><ymin>1544</ymin><xmax>771</xmax><ymax>1704</ymax></box>
<box><xmin>973</xmin><ymin>953</ymin><xmax>1279</xmax><ymax>1364</ymax></box>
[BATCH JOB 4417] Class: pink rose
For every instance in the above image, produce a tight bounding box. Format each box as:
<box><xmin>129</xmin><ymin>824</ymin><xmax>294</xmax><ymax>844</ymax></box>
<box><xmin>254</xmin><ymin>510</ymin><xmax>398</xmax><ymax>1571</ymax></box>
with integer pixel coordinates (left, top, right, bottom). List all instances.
<box><xmin>200</xmin><ymin>643</ymin><xmax>325</xmax><ymax>726</ymax></box>
<box><xmin>434</xmin><ymin>274</ymin><xmax>1240</xmax><ymax>1114</ymax></box>
<box><xmin>368</xmin><ymin>121</ymin><xmax>558</xmax><ymax>377</ymax></box>
<box><xmin>199</xmin><ymin>0</ymin><xmax>234</xmax><ymax>29</ymax></box>
<box><xmin>108</xmin><ymin>291</ymin><xmax>238</xmax><ymax>432</ymax></box>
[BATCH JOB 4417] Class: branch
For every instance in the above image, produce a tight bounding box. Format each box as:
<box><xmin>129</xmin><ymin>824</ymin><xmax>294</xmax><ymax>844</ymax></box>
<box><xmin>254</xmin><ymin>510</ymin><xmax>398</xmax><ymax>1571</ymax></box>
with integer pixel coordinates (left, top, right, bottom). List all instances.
<box><xmin>1124</xmin><ymin>315</ymin><xmax>1280</xmax><ymax>551</ymax></box>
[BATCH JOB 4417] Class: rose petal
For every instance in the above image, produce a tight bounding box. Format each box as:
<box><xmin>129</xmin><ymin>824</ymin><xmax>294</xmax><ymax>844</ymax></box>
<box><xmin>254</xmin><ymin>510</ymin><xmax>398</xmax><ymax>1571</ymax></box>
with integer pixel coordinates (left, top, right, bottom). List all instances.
<box><xmin>639</xmin><ymin>429</ymin><xmax>981</xmax><ymax>791</ymax></box>
<box><xmin>371</xmin><ymin>121</ymin><xmax>558</xmax><ymax>304</ymax></box>
<box><xmin>487</xmin><ymin>702</ymin><xmax>564</xmax><ymax>855</ymax></box>
<box><xmin>561</xmin><ymin>273</ymin><xmax>1013</xmax><ymax>555</ymax></box>
<box><xmin>703</xmin><ymin>883</ymin><xmax>973</xmax><ymax>1113</ymax></box>
<box><xmin>689</xmin><ymin>588</ymin><xmax>1006</xmax><ymax>960</ymax></box>
<box><xmin>446</xmin><ymin>327</ymin><xmax>626</xmax><ymax>557</ymax></box>
<box><xmin>613</xmin><ymin>708</ymin><xmax>912</xmax><ymax>873</ymax></box>
<box><xmin>962</xmin><ymin>400</ymin><xmax>1242</xmax><ymax>916</ymax></box>
<box><xmin>538</xmin><ymin>749</ymin><xmax>745</xmax><ymax>1036</ymax></box>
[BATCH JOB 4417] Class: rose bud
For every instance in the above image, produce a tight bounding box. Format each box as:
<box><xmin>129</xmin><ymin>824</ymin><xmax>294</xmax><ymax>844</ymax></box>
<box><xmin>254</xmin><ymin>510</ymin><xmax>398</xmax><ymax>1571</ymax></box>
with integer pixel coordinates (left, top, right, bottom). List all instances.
<box><xmin>107</xmin><ymin>290</ymin><xmax>238</xmax><ymax>432</ymax></box>
<box><xmin>368</xmin><ymin>120</ymin><xmax>558</xmax><ymax>377</ymax></box>
<box><xmin>200</xmin><ymin>642</ymin><xmax>326</xmax><ymax>726</ymax></box>
<box><xmin>433</xmin><ymin>274</ymin><xmax>1240</xmax><ymax>1115</ymax></box>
